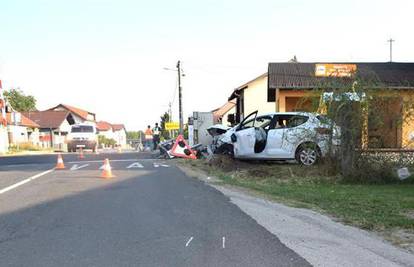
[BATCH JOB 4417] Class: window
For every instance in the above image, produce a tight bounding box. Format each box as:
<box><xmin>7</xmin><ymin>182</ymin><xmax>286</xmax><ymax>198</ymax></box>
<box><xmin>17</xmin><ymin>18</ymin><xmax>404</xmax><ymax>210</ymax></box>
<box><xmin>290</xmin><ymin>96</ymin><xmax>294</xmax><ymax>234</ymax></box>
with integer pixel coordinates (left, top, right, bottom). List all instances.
<box><xmin>287</xmin><ymin>115</ymin><xmax>308</xmax><ymax>128</ymax></box>
<box><xmin>71</xmin><ymin>125</ymin><xmax>94</xmax><ymax>133</ymax></box>
<box><xmin>268</xmin><ymin>88</ymin><xmax>276</xmax><ymax>102</ymax></box>
<box><xmin>239</xmin><ymin>116</ymin><xmax>272</xmax><ymax>130</ymax></box>
<box><xmin>255</xmin><ymin>116</ymin><xmax>272</xmax><ymax>130</ymax></box>
<box><xmin>274</xmin><ymin>115</ymin><xmax>309</xmax><ymax>129</ymax></box>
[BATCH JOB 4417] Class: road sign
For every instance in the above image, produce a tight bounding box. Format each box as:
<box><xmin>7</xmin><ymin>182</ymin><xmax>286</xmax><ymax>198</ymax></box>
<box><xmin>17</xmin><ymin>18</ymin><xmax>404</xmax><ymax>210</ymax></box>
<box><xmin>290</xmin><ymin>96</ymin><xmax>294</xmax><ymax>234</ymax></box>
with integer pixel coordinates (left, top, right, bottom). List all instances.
<box><xmin>165</xmin><ymin>122</ymin><xmax>179</xmax><ymax>130</ymax></box>
<box><xmin>170</xmin><ymin>135</ymin><xmax>197</xmax><ymax>159</ymax></box>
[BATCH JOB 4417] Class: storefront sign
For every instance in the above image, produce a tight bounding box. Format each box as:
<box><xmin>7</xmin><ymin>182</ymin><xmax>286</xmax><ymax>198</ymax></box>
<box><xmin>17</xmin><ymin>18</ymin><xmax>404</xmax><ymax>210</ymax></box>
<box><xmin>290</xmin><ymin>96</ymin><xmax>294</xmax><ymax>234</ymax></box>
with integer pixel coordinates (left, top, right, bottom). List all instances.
<box><xmin>315</xmin><ymin>64</ymin><xmax>357</xmax><ymax>77</ymax></box>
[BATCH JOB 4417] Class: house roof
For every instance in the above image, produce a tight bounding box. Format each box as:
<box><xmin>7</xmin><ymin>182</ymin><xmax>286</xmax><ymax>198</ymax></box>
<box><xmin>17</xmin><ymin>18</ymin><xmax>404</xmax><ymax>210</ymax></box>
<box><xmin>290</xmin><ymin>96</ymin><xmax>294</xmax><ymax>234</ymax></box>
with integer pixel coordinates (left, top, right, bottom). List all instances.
<box><xmin>228</xmin><ymin>72</ymin><xmax>267</xmax><ymax>100</ymax></box>
<box><xmin>47</xmin><ymin>104</ymin><xmax>95</xmax><ymax>121</ymax></box>
<box><xmin>213</xmin><ymin>100</ymin><xmax>236</xmax><ymax>118</ymax></box>
<box><xmin>96</xmin><ymin>121</ymin><xmax>113</xmax><ymax>131</ymax></box>
<box><xmin>112</xmin><ymin>124</ymin><xmax>126</xmax><ymax>131</ymax></box>
<box><xmin>6</xmin><ymin>113</ymin><xmax>40</xmax><ymax>128</ymax></box>
<box><xmin>22</xmin><ymin>111</ymin><xmax>69</xmax><ymax>129</ymax></box>
<box><xmin>268</xmin><ymin>62</ymin><xmax>414</xmax><ymax>89</ymax></box>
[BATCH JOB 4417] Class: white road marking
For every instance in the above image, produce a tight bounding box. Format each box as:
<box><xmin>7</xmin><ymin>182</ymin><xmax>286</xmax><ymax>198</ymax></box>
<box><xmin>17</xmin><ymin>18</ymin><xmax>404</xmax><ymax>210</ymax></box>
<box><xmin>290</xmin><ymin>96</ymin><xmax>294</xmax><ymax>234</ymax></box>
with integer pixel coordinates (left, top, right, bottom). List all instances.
<box><xmin>0</xmin><ymin>169</ymin><xmax>54</xmax><ymax>195</ymax></box>
<box><xmin>185</xmin><ymin>236</ymin><xmax>194</xmax><ymax>247</ymax></box>
<box><xmin>153</xmin><ymin>163</ymin><xmax>159</xmax><ymax>168</ymax></box>
<box><xmin>126</xmin><ymin>162</ymin><xmax>144</xmax><ymax>169</ymax></box>
<box><xmin>222</xmin><ymin>237</ymin><xmax>225</xmax><ymax>248</ymax></box>
<box><xmin>68</xmin><ymin>159</ymin><xmax>145</xmax><ymax>164</ymax></box>
<box><xmin>70</xmin><ymin>164</ymin><xmax>89</xmax><ymax>171</ymax></box>
<box><xmin>161</xmin><ymin>164</ymin><xmax>169</xmax><ymax>168</ymax></box>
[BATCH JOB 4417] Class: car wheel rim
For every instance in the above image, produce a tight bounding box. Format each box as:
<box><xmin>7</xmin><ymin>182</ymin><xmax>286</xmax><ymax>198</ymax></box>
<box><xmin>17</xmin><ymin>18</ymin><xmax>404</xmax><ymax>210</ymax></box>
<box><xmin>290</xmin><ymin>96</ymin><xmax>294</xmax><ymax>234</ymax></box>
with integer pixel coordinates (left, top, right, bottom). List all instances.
<box><xmin>300</xmin><ymin>148</ymin><xmax>317</xmax><ymax>165</ymax></box>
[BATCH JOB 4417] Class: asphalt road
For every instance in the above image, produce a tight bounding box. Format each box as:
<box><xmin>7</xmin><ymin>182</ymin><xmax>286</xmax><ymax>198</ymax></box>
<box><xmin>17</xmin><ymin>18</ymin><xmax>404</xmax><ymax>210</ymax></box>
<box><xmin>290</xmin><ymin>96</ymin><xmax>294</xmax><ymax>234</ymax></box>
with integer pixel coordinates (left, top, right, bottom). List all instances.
<box><xmin>0</xmin><ymin>152</ymin><xmax>310</xmax><ymax>266</ymax></box>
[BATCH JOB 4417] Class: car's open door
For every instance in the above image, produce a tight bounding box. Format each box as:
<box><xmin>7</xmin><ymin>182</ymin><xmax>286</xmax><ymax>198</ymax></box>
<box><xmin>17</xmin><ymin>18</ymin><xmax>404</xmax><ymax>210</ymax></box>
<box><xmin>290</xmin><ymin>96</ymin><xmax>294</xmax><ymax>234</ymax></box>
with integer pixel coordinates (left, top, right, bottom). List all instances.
<box><xmin>232</xmin><ymin>111</ymin><xmax>258</xmax><ymax>157</ymax></box>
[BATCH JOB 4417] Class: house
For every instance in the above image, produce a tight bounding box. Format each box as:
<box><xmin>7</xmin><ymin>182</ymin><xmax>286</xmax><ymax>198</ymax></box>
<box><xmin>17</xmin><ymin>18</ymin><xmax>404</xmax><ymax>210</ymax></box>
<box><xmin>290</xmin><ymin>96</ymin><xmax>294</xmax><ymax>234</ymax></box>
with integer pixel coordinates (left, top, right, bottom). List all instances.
<box><xmin>47</xmin><ymin>104</ymin><xmax>96</xmax><ymax>124</ymax></box>
<box><xmin>6</xmin><ymin>112</ymin><xmax>40</xmax><ymax>146</ymax></box>
<box><xmin>228</xmin><ymin>72</ymin><xmax>273</xmax><ymax>123</ymax></box>
<box><xmin>21</xmin><ymin>104</ymin><xmax>97</xmax><ymax>151</ymax></box>
<box><xmin>112</xmin><ymin>124</ymin><xmax>127</xmax><ymax>148</ymax></box>
<box><xmin>22</xmin><ymin>110</ymin><xmax>75</xmax><ymax>150</ymax></box>
<box><xmin>96</xmin><ymin>121</ymin><xmax>127</xmax><ymax>148</ymax></box>
<box><xmin>212</xmin><ymin>99</ymin><xmax>237</xmax><ymax>127</ymax></box>
<box><xmin>229</xmin><ymin>62</ymin><xmax>414</xmax><ymax>149</ymax></box>
<box><xmin>96</xmin><ymin>121</ymin><xmax>115</xmax><ymax>140</ymax></box>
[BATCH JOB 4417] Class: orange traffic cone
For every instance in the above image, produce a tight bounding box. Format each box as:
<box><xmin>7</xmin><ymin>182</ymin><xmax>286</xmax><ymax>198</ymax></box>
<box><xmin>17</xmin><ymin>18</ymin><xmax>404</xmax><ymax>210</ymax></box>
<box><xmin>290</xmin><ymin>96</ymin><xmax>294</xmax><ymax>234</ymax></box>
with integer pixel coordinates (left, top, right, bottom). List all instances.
<box><xmin>55</xmin><ymin>153</ymin><xmax>65</xmax><ymax>170</ymax></box>
<box><xmin>101</xmin><ymin>158</ymin><xmax>115</xmax><ymax>179</ymax></box>
<box><xmin>78</xmin><ymin>148</ymin><xmax>85</xmax><ymax>159</ymax></box>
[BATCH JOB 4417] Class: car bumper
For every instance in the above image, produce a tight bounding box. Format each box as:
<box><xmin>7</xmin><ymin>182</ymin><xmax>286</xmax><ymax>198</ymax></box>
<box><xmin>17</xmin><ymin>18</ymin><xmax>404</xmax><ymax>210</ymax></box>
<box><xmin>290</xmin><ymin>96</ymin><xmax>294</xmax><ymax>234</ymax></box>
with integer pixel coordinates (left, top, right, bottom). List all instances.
<box><xmin>68</xmin><ymin>141</ymin><xmax>97</xmax><ymax>149</ymax></box>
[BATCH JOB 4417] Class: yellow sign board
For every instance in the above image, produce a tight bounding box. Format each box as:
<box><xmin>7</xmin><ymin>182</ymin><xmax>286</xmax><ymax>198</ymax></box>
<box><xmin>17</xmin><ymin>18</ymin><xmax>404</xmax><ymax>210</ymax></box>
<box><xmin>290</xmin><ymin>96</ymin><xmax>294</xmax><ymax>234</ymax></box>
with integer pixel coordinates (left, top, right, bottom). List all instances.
<box><xmin>315</xmin><ymin>64</ymin><xmax>357</xmax><ymax>77</ymax></box>
<box><xmin>165</xmin><ymin>122</ymin><xmax>180</xmax><ymax>130</ymax></box>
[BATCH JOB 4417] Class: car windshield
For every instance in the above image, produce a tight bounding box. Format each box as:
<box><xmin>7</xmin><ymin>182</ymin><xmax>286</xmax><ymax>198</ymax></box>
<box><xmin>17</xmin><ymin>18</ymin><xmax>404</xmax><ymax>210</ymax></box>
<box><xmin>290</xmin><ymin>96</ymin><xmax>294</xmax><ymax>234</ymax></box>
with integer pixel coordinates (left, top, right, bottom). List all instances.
<box><xmin>71</xmin><ymin>126</ymin><xmax>94</xmax><ymax>133</ymax></box>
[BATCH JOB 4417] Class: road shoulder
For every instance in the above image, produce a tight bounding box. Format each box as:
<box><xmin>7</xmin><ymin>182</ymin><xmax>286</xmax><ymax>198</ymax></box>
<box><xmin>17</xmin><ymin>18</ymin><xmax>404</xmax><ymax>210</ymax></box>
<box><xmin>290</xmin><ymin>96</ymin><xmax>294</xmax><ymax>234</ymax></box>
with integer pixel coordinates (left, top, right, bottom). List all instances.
<box><xmin>177</xmin><ymin>164</ymin><xmax>414</xmax><ymax>267</ymax></box>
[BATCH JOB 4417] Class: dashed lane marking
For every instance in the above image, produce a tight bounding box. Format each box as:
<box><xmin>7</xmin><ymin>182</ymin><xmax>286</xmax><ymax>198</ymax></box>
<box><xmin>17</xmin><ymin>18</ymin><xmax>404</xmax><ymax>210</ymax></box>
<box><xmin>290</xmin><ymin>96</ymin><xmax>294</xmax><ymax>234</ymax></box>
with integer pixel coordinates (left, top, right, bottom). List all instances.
<box><xmin>153</xmin><ymin>163</ymin><xmax>169</xmax><ymax>168</ymax></box>
<box><xmin>126</xmin><ymin>162</ymin><xmax>144</xmax><ymax>169</ymax></box>
<box><xmin>70</xmin><ymin>164</ymin><xmax>89</xmax><ymax>171</ymax></box>
<box><xmin>0</xmin><ymin>169</ymin><xmax>54</xmax><ymax>195</ymax></box>
<box><xmin>222</xmin><ymin>236</ymin><xmax>226</xmax><ymax>248</ymax></box>
<box><xmin>67</xmin><ymin>159</ymin><xmax>147</xmax><ymax>164</ymax></box>
<box><xmin>185</xmin><ymin>237</ymin><xmax>194</xmax><ymax>247</ymax></box>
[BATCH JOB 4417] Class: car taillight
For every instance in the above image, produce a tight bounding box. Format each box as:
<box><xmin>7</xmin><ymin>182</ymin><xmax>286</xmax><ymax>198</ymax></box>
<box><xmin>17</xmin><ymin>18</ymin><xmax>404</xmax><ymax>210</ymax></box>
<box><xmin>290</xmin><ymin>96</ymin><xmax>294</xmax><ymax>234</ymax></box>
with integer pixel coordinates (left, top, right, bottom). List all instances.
<box><xmin>316</xmin><ymin>127</ymin><xmax>332</xmax><ymax>135</ymax></box>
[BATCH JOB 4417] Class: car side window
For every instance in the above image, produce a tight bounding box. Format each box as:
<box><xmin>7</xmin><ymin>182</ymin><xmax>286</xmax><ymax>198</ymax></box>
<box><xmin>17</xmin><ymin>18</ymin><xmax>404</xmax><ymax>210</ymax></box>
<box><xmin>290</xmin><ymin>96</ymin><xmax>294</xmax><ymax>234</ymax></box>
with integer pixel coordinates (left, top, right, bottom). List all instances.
<box><xmin>255</xmin><ymin>116</ymin><xmax>272</xmax><ymax>130</ymax></box>
<box><xmin>240</xmin><ymin>119</ymin><xmax>255</xmax><ymax>130</ymax></box>
<box><xmin>273</xmin><ymin>115</ymin><xmax>309</xmax><ymax>129</ymax></box>
<box><xmin>286</xmin><ymin>115</ymin><xmax>309</xmax><ymax>128</ymax></box>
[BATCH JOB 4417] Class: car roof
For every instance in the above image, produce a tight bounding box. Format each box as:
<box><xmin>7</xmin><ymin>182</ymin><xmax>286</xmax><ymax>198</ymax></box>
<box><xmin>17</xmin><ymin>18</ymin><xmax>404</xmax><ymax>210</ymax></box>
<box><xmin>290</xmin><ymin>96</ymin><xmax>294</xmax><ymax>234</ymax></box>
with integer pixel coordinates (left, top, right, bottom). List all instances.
<box><xmin>257</xmin><ymin>111</ymin><xmax>319</xmax><ymax>117</ymax></box>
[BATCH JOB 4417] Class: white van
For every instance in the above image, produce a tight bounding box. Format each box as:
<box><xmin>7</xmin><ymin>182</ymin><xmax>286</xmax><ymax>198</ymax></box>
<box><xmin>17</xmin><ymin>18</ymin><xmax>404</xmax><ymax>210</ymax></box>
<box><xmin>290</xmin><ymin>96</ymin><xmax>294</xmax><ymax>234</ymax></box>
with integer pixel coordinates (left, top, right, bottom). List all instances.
<box><xmin>67</xmin><ymin>124</ymin><xmax>98</xmax><ymax>152</ymax></box>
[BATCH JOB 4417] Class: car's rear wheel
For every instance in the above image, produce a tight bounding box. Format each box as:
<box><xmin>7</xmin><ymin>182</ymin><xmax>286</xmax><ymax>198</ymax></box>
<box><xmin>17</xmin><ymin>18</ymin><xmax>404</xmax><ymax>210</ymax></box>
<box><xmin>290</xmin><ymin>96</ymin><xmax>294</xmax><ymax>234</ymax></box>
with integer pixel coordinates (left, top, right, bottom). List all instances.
<box><xmin>296</xmin><ymin>143</ymin><xmax>320</xmax><ymax>166</ymax></box>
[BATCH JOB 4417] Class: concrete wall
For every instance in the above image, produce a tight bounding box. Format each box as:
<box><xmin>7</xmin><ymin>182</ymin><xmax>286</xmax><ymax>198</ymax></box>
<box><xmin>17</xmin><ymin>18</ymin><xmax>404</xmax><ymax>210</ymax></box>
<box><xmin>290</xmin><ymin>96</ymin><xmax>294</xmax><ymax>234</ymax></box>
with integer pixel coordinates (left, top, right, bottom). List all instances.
<box><xmin>0</xmin><ymin>126</ymin><xmax>8</xmax><ymax>153</ymax></box>
<box><xmin>99</xmin><ymin>130</ymin><xmax>115</xmax><ymax>140</ymax></box>
<box><xmin>114</xmin><ymin>130</ymin><xmax>127</xmax><ymax>147</ymax></box>
<box><xmin>243</xmin><ymin>75</ymin><xmax>274</xmax><ymax>117</ymax></box>
<box><xmin>8</xmin><ymin>125</ymin><xmax>29</xmax><ymax>144</ymax></box>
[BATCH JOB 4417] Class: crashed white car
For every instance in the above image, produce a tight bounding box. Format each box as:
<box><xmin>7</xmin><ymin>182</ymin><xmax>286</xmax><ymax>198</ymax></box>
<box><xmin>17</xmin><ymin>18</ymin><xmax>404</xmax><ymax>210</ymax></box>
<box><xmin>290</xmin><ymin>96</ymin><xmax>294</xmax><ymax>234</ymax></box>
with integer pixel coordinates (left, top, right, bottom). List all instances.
<box><xmin>209</xmin><ymin>111</ymin><xmax>340</xmax><ymax>165</ymax></box>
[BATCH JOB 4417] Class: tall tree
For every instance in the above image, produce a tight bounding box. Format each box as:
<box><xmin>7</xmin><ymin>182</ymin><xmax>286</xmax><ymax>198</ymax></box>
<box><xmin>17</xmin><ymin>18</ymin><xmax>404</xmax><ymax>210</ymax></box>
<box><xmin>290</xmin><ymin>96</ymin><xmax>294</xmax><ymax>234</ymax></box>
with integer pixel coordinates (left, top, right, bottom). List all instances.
<box><xmin>160</xmin><ymin>112</ymin><xmax>170</xmax><ymax>139</ymax></box>
<box><xmin>4</xmin><ymin>88</ymin><xmax>37</xmax><ymax>112</ymax></box>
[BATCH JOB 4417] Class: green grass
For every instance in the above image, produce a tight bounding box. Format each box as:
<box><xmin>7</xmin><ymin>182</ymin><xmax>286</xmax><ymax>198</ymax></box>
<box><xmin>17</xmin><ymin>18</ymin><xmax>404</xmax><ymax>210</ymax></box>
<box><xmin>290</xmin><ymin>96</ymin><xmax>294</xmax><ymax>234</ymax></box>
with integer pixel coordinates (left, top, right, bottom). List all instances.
<box><xmin>218</xmin><ymin>174</ymin><xmax>414</xmax><ymax>231</ymax></box>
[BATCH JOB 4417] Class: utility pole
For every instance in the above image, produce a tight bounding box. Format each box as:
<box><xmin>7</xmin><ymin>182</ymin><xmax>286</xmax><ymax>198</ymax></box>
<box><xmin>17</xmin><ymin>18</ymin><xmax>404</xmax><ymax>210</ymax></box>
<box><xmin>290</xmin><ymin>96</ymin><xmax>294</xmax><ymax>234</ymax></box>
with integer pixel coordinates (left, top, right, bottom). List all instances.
<box><xmin>388</xmin><ymin>38</ymin><xmax>395</xmax><ymax>62</ymax></box>
<box><xmin>177</xmin><ymin>60</ymin><xmax>184</xmax><ymax>135</ymax></box>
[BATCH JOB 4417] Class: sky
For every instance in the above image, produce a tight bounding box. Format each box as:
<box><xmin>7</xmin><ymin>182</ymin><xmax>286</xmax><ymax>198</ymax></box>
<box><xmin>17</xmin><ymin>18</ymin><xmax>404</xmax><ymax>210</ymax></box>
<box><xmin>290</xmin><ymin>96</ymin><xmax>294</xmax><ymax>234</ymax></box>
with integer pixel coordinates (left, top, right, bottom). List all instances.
<box><xmin>0</xmin><ymin>0</ymin><xmax>413</xmax><ymax>131</ymax></box>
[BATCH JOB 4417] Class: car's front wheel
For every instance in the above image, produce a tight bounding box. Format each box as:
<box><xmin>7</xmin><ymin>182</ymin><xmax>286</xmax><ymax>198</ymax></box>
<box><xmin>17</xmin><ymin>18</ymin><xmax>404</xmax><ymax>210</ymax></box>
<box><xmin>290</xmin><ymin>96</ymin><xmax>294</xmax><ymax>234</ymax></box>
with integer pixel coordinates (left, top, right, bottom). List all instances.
<box><xmin>296</xmin><ymin>143</ymin><xmax>320</xmax><ymax>166</ymax></box>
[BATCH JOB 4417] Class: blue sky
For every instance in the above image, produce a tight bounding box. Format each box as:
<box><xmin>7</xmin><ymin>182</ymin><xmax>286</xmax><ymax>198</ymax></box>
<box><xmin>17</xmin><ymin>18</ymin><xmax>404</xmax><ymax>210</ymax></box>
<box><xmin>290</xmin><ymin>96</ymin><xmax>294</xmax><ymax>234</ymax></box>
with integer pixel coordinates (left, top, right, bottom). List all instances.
<box><xmin>0</xmin><ymin>0</ymin><xmax>413</xmax><ymax>130</ymax></box>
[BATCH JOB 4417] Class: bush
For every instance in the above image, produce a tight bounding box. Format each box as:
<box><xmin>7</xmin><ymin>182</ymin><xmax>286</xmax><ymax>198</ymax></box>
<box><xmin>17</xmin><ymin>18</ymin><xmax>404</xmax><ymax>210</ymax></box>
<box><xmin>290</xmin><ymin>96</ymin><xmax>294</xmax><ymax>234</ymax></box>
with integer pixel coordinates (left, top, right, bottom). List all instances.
<box><xmin>98</xmin><ymin>135</ymin><xmax>116</xmax><ymax>148</ymax></box>
<box><xmin>9</xmin><ymin>142</ymin><xmax>43</xmax><ymax>152</ymax></box>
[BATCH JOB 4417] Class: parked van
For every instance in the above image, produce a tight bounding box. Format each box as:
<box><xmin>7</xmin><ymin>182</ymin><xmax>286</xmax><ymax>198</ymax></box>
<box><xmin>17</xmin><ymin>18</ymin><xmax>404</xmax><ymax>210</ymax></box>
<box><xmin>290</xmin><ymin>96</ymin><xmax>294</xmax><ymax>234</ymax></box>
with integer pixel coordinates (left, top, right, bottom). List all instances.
<box><xmin>67</xmin><ymin>124</ymin><xmax>98</xmax><ymax>152</ymax></box>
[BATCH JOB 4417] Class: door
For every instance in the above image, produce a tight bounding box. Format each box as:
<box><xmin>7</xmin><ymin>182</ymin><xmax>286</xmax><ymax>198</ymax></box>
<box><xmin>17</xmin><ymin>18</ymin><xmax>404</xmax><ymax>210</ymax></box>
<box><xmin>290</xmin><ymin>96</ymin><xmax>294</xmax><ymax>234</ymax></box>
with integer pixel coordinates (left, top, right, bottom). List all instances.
<box><xmin>233</xmin><ymin>111</ymin><xmax>258</xmax><ymax>157</ymax></box>
<box><xmin>263</xmin><ymin>115</ymin><xmax>285</xmax><ymax>157</ymax></box>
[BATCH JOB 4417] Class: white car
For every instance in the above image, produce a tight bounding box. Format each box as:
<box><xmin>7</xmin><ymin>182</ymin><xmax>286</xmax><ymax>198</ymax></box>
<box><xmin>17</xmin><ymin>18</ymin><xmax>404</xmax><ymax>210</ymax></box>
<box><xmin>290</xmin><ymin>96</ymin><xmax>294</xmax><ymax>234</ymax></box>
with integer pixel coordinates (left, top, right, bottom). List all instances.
<box><xmin>67</xmin><ymin>124</ymin><xmax>99</xmax><ymax>153</ymax></box>
<box><xmin>211</xmin><ymin>111</ymin><xmax>340</xmax><ymax>165</ymax></box>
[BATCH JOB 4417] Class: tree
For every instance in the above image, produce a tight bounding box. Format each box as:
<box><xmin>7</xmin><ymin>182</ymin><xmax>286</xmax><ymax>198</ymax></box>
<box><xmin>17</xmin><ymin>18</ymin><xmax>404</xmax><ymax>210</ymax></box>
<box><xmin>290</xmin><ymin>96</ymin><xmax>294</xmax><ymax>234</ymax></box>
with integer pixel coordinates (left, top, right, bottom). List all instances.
<box><xmin>126</xmin><ymin>131</ymin><xmax>142</xmax><ymax>140</ymax></box>
<box><xmin>4</xmin><ymin>88</ymin><xmax>37</xmax><ymax>112</ymax></box>
<box><xmin>160</xmin><ymin>112</ymin><xmax>170</xmax><ymax>139</ymax></box>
